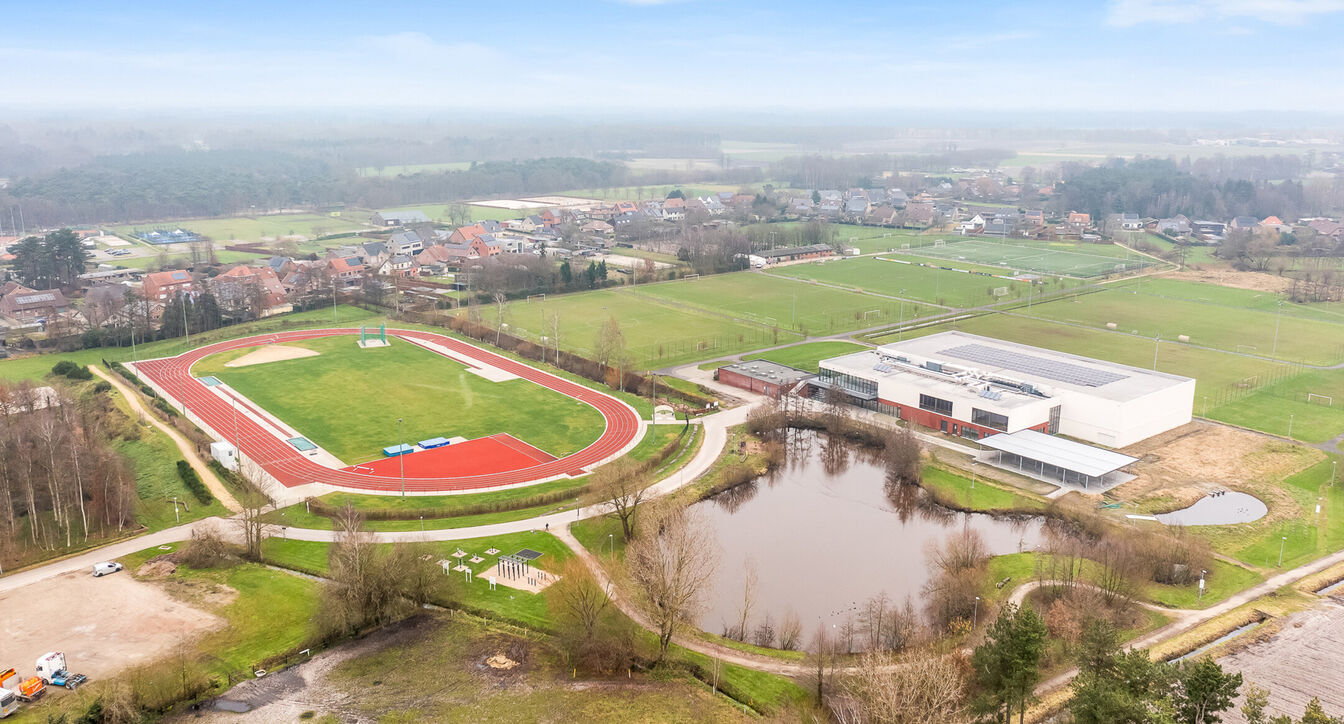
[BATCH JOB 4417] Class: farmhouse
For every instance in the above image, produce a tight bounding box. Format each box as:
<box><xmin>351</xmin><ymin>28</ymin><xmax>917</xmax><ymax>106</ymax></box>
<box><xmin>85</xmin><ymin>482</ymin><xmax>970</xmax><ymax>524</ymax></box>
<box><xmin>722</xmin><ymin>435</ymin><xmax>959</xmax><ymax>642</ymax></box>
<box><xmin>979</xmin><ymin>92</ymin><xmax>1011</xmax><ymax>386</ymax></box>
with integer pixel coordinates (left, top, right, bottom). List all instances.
<box><xmin>816</xmin><ymin>331</ymin><xmax>1194</xmax><ymax>448</ymax></box>
<box><xmin>747</xmin><ymin>244</ymin><xmax>834</xmax><ymax>267</ymax></box>
<box><xmin>371</xmin><ymin>210</ymin><xmax>431</xmax><ymax>227</ymax></box>
<box><xmin>716</xmin><ymin>360</ymin><xmax>813</xmax><ymax>398</ymax></box>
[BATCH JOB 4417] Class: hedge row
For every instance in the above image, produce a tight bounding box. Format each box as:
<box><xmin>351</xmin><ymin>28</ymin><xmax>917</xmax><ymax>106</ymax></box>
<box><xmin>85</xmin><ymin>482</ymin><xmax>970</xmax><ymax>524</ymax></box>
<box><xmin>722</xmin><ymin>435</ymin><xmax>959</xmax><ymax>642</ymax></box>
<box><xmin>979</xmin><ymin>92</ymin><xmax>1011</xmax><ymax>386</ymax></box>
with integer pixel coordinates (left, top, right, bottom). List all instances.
<box><xmin>176</xmin><ymin>460</ymin><xmax>214</xmax><ymax>505</ymax></box>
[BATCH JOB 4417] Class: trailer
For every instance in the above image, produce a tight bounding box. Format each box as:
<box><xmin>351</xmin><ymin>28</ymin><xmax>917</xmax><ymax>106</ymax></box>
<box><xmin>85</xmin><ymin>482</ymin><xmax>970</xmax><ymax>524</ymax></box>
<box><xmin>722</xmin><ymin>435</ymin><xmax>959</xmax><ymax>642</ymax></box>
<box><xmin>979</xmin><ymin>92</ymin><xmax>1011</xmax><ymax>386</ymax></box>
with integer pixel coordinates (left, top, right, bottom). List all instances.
<box><xmin>0</xmin><ymin>688</ymin><xmax>16</xmax><ymax>719</ymax></box>
<box><xmin>34</xmin><ymin>653</ymin><xmax>86</xmax><ymax>690</ymax></box>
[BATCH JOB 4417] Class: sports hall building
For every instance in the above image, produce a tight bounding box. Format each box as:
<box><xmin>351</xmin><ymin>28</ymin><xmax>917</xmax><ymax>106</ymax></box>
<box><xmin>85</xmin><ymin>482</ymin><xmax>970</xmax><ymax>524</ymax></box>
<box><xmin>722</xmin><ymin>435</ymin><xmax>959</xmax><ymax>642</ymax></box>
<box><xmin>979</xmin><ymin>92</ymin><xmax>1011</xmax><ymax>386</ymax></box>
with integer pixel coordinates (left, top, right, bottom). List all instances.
<box><xmin>815</xmin><ymin>331</ymin><xmax>1194</xmax><ymax>448</ymax></box>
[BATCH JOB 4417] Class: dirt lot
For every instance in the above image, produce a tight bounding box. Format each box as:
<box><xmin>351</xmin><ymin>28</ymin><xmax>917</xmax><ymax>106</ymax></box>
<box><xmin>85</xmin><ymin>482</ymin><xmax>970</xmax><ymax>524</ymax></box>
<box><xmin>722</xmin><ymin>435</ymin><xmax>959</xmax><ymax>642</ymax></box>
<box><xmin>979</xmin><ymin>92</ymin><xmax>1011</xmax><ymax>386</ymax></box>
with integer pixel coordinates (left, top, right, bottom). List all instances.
<box><xmin>0</xmin><ymin>569</ymin><xmax>222</xmax><ymax>680</ymax></box>
<box><xmin>1169</xmin><ymin>268</ymin><xmax>1294</xmax><ymax>294</ymax></box>
<box><xmin>1114</xmin><ymin>421</ymin><xmax>1322</xmax><ymax>514</ymax></box>
<box><xmin>1218</xmin><ymin>597</ymin><xmax>1344</xmax><ymax>722</ymax></box>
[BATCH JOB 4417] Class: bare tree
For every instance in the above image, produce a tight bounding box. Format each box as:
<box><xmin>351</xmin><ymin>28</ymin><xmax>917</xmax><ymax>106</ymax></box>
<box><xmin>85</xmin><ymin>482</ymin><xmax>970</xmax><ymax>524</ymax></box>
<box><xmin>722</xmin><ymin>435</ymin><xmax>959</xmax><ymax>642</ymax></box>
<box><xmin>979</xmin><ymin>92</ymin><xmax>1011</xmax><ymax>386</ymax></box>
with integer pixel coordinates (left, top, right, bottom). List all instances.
<box><xmin>625</xmin><ymin>505</ymin><xmax>719</xmax><ymax>664</ymax></box>
<box><xmin>728</xmin><ymin>556</ymin><xmax>759</xmax><ymax>641</ymax></box>
<box><xmin>778</xmin><ymin>609</ymin><xmax>803</xmax><ymax>651</ymax></box>
<box><xmin>829</xmin><ymin>649</ymin><xmax>969</xmax><ymax>724</ymax></box>
<box><xmin>234</xmin><ymin>487</ymin><xmax>275</xmax><ymax>561</ymax></box>
<box><xmin>807</xmin><ymin>623</ymin><xmax>836</xmax><ymax>703</ymax></box>
<box><xmin>585</xmin><ymin>458</ymin><xmax>649</xmax><ymax>542</ymax></box>
<box><xmin>884</xmin><ymin>425</ymin><xmax>923</xmax><ymax>486</ymax></box>
<box><xmin>546</xmin><ymin>557</ymin><xmax>634</xmax><ymax>672</ymax></box>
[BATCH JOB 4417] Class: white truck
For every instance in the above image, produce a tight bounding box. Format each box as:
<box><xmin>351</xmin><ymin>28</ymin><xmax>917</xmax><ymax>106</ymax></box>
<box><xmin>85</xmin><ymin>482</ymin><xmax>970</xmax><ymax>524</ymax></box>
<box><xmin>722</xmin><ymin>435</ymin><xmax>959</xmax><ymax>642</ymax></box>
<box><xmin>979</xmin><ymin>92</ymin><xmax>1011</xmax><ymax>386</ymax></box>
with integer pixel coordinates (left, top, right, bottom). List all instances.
<box><xmin>34</xmin><ymin>653</ymin><xmax>86</xmax><ymax>690</ymax></box>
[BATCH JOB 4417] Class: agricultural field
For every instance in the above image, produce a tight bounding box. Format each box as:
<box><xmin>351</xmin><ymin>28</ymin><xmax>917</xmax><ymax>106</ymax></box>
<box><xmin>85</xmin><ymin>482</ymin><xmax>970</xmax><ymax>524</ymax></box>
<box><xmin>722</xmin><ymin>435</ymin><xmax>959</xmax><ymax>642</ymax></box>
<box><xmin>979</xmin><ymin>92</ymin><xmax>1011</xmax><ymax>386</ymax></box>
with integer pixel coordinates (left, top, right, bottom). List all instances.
<box><xmin>378</xmin><ymin>202</ymin><xmax>522</xmax><ymax>223</ymax></box>
<box><xmin>768</xmin><ymin>255</ymin><xmax>1048</xmax><ymax>308</ymax></box>
<box><xmin>1021</xmin><ymin>286</ymin><xmax>1344</xmax><ymax>365</ymax></box>
<box><xmin>485</xmin><ymin>287</ymin><xmax>801</xmax><ymax>370</ymax></box>
<box><xmin>763</xmin><ymin>221</ymin><xmax>935</xmax><ymax>255</ymax></box>
<box><xmin>630</xmin><ymin>272</ymin><xmax>914</xmax><ymax>335</ymax></box>
<box><xmin>194</xmin><ymin>335</ymin><xmax>606</xmax><ymax>464</ymax></box>
<box><xmin>114</xmin><ymin>213</ymin><xmax>367</xmax><ymax>245</ymax></box>
<box><xmin>555</xmin><ymin>183</ymin><xmax>742</xmax><ymax>201</ymax></box>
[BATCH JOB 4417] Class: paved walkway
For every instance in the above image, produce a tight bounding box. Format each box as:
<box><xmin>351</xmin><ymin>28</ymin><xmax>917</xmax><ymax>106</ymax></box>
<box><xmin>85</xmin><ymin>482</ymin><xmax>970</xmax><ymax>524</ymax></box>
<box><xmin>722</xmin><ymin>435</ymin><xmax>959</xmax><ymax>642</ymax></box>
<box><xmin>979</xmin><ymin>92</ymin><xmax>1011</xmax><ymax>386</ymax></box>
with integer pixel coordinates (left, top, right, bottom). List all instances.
<box><xmin>91</xmin><ymin>364</ymin><xmax>242</xmax><ymax>512</ymax></box>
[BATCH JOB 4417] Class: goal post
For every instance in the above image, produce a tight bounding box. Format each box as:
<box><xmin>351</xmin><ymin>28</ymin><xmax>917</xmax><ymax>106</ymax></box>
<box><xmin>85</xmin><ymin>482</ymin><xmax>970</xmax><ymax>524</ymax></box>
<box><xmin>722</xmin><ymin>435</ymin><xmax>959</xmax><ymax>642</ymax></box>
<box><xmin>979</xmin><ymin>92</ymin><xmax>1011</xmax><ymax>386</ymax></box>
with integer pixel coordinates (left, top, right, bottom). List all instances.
<box><xmin>1308</xmin><ymin>393</ymin><xmax>1334</xmax><ymax>406</ymax></box>
<box><xmin>526</xmin><ymin>293</ymin><xmax>546</xmax><ymax>303</ymax></box>
<box><xmin>683</xmin><ymin>273</ymin><xmax>700</xmax><ymax>281</ymax></box>
<box><xmin>932</xmin><ymin>239</ymin><xmax>946</xmax><ymax>247</ymax></box>
<box><xmin>862</xmin><ymin>309</ymin><xmax>882</xmax><ymax>320</ymax></box>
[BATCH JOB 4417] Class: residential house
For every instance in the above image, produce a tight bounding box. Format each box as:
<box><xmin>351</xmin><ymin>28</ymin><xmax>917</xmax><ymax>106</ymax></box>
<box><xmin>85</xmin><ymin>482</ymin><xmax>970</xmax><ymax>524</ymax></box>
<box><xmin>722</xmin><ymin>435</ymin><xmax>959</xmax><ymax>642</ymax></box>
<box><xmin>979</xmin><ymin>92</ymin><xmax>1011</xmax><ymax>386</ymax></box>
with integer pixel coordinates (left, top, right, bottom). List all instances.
<box><xmin>387</xmin><ymin>231</ymin><xmax>424</xmax><ymax>256</ymax></box>
<box><xmin>371</xmin><ymin>210</ymin><xmax>431</xmax><ymax>227</ymax></box>
<box><xmin>327</xmin><ymin>256</ymin><xmax>365</xmax><ymax>287</ymax></box>
<box><xmin>1156</xmin><ymin>215</ymin><xmax>1191</xmax><ymax>236</ymax></box>
<box><xmin>1260</xmin><ymin>216</ymin><xmax>1290</xmax><ymax>232</ymax></box>
<box><xmin>902</xmin><ymin>202</ymin><xmax>935</xmax><ymax>228</ymax></box>
<box><xmin>0</xmin><ymin>285</ymin><xmax>68</xmax><ymax>324</ymax></box>
<box><xmin>581</xmin><ymin>220</ymin><xmax>614</xmax><ymax>237</ymax></box>
<box><xmin>142</xmin><ymin>270</ymin><xmax>194</xmax><ymax>301</ymax></box>
<box><xmin>1191</xmin><ymin>220</ymin><xmax>1227</xmax><ymax>241</ymax></box>
<box><xmin>1120</xmin><ymin>213</ymin><xmax>1143</xmax><ymax>231</ymax></box>
<box><xmin>888</xmin><ymin>189</ymin><xmax>909</xmax><ymax>208</ymax></box>
<box><xmin>662</xmin><ymin>197</ymin><xmax>687</xmax><ymax>221</ymax></box>
<box><xmin>209</xmin><ymin>265</ymin><xmax>290</xmax><ymax>315</ymax></box>
<box><xmin>506</xmin><ymin>217</ymin><xmax>539</xmax><ymax>233</ymax></box>
<box><xmin>448</xmin><ymin>224</ymin><xmax>488</xmax><ymax>245</ymax></box>
<box><xmin>1307</xmin><ymin>219</ymin><xmax>1344</xmax><ymax>242</ymax></box>
<box><xmin>1230</xmin><ymin>216</ymin><xmax>1260</xmax><ymax>230</ymax></box>
<box><xmin>378</xmin><ymin>254</ymin><xmax>419</xmax><ymax>279</ymax></box>
<box><xmin>866</xmin><ymin>205</ymin><xmax>900</xmax><ymax>226</ymax></box>
<box><xmin>361</xmin><ymin>241</ymin><xmax>390</xmax><ymax>268</ymax></box>
<box><xmin>470</xmin><ymin>234</ymin><xmax>504</xmax><ymax>258</ymax></box>
<box><xmin>1067</xmin><ymin>212</ymin><xmax>1092</xmax><ymax>231</ymax></box>
<box><xmin>818</xmin><ymin>199</ymin><xmax>844</xmax><ymax>218</ymax></box>
<box><xmin>1022</xmin><ymin>208</ymin><xmax>1046</xmax><ymax>228</ymax></box>
<box><xmin>844</xmin><ymin>196</ymin><xmax>870</xmax><ymax>220</ymax></box>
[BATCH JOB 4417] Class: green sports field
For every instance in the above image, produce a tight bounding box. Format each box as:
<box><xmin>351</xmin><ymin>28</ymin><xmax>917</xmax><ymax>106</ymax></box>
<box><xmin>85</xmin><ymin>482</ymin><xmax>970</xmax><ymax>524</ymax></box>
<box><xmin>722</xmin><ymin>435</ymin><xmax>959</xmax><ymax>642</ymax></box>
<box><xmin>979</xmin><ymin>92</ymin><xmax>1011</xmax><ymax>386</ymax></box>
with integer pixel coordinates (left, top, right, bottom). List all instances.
<box><xmin>900</xmin><ymin>237</ymin><xmax>1156</xmax><ymax>278</ymax></box>
<box><xmin>630</xmin><ymin>272</ymin><xmax>915</xmax><ymax>335</ymax></box>
<box><xmin>480</xmin><ymin>288</ymin><xmax>802</xmax><ymax>370</ymax></box>
<box><xmin>1022</xmin><ymin>286</ymin><xmax>1344</xmax><ymax>365</ymax></box>
<box><xmin>114</xmin><ymin>213</ymin><xmax>367</xmax><ymax>245</ymax></box>
<box><xmin>742</xmin><ymin>340</ymin><xmax>871</xmax><ymax>372</ymax></box>
<box><xmin>768</xmin><ymin>256</ymin><xmax>1044</xmax><ymax>308</ymax></box>
<box><xmin>193</xmin><ymin>335</ymin><xmax>606</xmax><ymax>464</ymax></box>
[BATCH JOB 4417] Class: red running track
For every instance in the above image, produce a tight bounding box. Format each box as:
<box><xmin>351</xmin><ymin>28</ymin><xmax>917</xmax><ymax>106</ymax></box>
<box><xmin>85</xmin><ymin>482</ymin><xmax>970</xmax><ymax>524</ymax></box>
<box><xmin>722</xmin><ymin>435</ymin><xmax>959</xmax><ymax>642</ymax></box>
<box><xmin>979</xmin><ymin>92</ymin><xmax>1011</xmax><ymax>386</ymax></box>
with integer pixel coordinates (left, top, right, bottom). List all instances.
<box><xmin>133</xmin><ymin>328</ymin><xmax>643</xmax><ymax>493</ymax></box>
<box><xmin>344</xmin><ymin>434</ymin><xmax>557</xmax><ymax>478</ymax></box>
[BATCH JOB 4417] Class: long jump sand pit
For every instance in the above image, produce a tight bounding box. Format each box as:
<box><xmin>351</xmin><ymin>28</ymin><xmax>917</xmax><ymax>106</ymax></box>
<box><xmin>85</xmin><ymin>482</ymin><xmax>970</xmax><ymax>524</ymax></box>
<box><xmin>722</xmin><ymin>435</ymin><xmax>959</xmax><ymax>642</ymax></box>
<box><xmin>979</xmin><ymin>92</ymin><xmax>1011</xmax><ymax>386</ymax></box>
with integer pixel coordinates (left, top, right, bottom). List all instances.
<box><xmin>0</xmin><ymin>570</ymin><xmax>222</xmax><ymax>680</ymax></box>
<box><xmin>225</xmin><ymin>344</ymin><xmax>320</xmax><ymax>368</ymax></box>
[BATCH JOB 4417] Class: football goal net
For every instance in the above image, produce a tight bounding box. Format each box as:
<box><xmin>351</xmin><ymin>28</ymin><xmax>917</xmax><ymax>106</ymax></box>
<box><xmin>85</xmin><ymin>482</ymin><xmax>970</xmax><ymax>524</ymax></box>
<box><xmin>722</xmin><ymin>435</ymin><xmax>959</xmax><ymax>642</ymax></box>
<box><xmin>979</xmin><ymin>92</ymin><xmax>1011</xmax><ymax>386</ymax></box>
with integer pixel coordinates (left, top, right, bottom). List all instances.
<box><xmin>1308</xmin><ymin>393</ymin><xmax>1334</xmax><ymax>406</ymax></box>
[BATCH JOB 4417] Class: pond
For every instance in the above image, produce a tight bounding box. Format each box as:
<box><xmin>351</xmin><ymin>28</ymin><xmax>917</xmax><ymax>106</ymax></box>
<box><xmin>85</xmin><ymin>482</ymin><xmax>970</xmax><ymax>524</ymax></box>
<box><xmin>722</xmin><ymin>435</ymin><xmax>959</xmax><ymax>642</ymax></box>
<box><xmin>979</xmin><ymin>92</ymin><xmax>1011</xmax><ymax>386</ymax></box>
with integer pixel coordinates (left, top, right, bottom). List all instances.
<box><xmin>692</xmin><ymin>430</ymin><xmax>1044</xmax><ymax>635</ymax></box>
<box><xmin>1155</xmin><ymin>490</ymin><xmax>1267</xmax><ymax>526</ymax></box>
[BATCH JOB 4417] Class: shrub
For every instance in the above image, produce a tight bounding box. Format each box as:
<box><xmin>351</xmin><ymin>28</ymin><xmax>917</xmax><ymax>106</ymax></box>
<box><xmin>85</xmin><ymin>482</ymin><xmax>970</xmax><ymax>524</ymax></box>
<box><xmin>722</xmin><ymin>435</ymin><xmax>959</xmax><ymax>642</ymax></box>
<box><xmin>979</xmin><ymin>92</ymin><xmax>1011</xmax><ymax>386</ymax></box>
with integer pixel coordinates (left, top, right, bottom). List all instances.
<box><xmin>51</xmin><ymin>360</ymin><xmax>93</xmax><ymax>380</ymax></box>
<box><xmin>176</xmin><ymin>460</ymin><xmax>213</xmax><ymax>504</ymax></box>
<box><xmin>93</xmin><ymin>381</ymin><xmax>112</xmax><ymax>393</ymax></box>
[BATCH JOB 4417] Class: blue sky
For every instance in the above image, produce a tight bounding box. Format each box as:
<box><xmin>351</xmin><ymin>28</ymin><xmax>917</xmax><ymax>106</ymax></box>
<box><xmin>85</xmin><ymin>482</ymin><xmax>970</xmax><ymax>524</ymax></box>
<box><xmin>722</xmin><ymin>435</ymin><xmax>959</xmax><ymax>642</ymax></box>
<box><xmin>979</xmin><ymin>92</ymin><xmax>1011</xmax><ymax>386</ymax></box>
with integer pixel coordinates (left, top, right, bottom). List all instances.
<box><xmin>4</xmin><ymin>0</ymin><xmax>1344</xmax><ymax>112</ymax></box>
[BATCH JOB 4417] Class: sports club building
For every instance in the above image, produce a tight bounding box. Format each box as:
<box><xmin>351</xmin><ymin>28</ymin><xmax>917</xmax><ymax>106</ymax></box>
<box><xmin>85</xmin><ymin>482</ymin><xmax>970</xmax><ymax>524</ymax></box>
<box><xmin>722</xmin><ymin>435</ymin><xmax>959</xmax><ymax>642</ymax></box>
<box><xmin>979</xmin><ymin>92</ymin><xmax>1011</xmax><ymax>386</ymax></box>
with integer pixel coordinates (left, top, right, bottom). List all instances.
<box><xmin>815</xmin><ymin>331</ymin><xmax>1194</xmax><ymax>448</ymax></box>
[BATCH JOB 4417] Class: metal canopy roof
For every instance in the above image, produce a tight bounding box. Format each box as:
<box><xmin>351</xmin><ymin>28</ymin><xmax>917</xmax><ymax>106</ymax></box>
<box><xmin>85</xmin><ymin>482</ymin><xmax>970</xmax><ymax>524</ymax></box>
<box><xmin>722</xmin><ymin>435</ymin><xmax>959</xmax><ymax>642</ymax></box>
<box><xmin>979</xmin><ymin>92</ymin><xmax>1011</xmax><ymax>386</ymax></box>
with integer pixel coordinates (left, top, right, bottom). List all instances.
<box><xmin>978</xmin><ymin>429</ymin><xmax>1137</xmax><ymax>478</ymax></box>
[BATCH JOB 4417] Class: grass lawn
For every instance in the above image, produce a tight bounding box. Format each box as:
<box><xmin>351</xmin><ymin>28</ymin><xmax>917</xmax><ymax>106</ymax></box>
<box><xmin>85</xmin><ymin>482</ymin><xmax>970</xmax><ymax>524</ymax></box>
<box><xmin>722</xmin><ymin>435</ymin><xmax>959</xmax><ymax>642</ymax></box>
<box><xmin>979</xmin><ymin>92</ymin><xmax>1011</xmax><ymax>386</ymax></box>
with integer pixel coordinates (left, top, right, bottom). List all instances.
<box><xmin>921</xmin><ymin>465</ymin><xmax>1046</xmax><ymax>514</ymax></box>
<box><xmin>1022</xmin><ymin>285</ymin><xmax>1344</xmax><ymax>365</ymax></box>
<box><xmin>0</xmin><ymin>304</ymin><xmax>381</xmax><ymax>384</ymax></box>
<box><xmin>1143</xmin><ymin>558</ymin><xmax>1263</xmax><ymax>609</ymax></box>
<box><xmin>195</xmin><ymin>335</ymin><xmax>605</xmax><ymax>464</ymax></box>
<box><xmin>263</xmin><ymin>530</ymin><xmax>573</xmax><ymax>631</ymax></box>
<box><xmin>769</xmin><ymin>255</ymin><xmax>1054</xmax><ymax>309</ymax></box>
<box><xmin>478</xmin><ymin>287</ymin><xmax>800</xmax><ymax>370</ymax></box>
<box><xmin>1228</xmin><ymin>455</ymin><xmax>1344</xmax><ymax>570</ymax></box>
<box><xmin>743</xmin><ymin>340</ymin><xmax>870</xmax><ymax>372</ymax></box>
<box><xmin>631</xmin><ymin>272</ymin><xmax>914</xmax><ymax>336</ymax></box>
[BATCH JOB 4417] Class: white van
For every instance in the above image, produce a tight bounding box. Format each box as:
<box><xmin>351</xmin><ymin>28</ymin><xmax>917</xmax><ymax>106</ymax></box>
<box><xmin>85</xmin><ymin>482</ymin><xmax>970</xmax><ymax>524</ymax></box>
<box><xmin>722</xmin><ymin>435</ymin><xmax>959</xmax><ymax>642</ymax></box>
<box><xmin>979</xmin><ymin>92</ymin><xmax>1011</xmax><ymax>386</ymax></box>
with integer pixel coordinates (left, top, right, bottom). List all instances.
<box><xmin>92</xmin><ymin>562</ymin><xmax>123</xmax><ymax>577</ymax></box>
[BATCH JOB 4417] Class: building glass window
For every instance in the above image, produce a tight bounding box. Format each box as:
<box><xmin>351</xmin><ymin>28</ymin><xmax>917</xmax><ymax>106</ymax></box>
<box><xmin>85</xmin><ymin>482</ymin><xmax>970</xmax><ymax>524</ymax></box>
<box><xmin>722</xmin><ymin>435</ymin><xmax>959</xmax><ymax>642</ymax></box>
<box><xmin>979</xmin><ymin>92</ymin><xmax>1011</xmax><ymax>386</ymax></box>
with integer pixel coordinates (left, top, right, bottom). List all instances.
<box><xmin>918</xmin><ymin>394</ymin><xmax>953</xmax><ymax>416</ymax></box>
<box><xmin>971</xmin><ymin>407</ymin><xmax>1009</xmax><ymax>432</ymax></box>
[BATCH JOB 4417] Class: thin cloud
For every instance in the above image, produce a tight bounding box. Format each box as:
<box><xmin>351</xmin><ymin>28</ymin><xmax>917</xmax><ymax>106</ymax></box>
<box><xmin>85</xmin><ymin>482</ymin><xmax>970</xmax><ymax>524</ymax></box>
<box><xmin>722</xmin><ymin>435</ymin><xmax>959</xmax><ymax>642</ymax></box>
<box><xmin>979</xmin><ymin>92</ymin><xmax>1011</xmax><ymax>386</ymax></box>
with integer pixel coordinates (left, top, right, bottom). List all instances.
<box><xmin>1108</xmin><ymin>0</ymin><xmax>1344</xmax><ymax>26</ymax></box>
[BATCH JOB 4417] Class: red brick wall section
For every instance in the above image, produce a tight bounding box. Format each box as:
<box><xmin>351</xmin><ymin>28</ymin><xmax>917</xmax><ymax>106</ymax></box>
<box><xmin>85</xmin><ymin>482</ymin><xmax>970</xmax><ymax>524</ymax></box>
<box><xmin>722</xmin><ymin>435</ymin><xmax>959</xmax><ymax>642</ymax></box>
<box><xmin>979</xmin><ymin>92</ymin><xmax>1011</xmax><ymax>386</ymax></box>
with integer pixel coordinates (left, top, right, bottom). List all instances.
<box><xmin>717</xmin><ymin>368</ymin><xmax>781</xmax><ymax>398</ymax></box>
<box><xmin>883</xmin><ymin>399</ymin><xmax>1048</xmax><ymax>440</ymax></box>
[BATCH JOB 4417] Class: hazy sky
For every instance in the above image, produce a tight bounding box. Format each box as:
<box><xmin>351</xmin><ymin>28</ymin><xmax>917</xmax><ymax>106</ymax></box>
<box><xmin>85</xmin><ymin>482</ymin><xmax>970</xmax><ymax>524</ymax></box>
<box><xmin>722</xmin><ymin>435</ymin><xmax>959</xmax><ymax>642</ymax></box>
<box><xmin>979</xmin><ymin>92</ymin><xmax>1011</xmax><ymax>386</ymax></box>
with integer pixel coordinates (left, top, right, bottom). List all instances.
<box><xmin>5</xmin><ymin>0</ymin><xmax>1344</xmax><ymax>112</ymax></box>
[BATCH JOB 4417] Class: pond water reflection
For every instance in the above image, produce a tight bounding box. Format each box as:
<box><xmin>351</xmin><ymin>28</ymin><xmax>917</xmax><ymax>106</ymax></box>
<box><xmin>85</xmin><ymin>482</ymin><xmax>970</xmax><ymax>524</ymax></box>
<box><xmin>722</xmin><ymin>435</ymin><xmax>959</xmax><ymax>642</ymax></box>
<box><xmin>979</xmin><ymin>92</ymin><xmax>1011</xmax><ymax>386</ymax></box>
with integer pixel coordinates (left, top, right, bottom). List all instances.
<box><xmin>693</xmin><ymin>430</ymin><xmax>1044</xmax><ymax>633</ymax></box>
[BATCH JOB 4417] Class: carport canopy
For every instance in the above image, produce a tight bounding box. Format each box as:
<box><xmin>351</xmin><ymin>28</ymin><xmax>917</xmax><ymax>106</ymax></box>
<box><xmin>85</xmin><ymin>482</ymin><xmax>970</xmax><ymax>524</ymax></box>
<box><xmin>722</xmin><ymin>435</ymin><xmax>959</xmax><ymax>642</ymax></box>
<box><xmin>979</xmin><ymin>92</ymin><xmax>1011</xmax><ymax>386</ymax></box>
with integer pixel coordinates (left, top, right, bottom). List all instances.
<box><xmin>978</xmin><ymin>429</ymin><xmax>1137</xmax><ymax>486</ymax></box>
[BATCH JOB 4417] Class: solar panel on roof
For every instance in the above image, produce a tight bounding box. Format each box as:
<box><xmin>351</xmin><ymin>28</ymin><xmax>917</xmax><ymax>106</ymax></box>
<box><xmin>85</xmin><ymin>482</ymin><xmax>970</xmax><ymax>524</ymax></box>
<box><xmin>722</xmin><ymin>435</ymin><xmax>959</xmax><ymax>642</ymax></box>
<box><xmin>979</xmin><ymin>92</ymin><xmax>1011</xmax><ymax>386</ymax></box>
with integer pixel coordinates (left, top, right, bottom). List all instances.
<box><xmin>939</xmin><ymin>343</ymin><xmax>1127</xmax><ymax>387</ymax></box>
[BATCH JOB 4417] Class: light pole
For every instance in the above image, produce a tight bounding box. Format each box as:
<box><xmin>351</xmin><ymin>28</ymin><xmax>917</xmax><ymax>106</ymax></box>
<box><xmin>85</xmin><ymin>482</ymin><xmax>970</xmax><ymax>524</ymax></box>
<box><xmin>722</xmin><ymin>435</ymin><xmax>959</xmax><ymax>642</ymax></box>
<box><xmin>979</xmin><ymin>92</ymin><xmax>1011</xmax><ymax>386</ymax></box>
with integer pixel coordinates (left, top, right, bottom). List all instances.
<box><xmin>172</xmin><ymin>496</ymin><xmax>179</xmax><ymax>523</ymax></box>
<box><xmin>1198</xmin><ymin>569</ymin><xmax>1206</xmax><ymax>603</ymax></box>
<box><xmin>1288</xmin><ymin>413</ymin><xmax>1294</xmax><ymax>439</ymax></box>
<box><xmin>398</xmin><ymin>417</ymin><xmax>405</xmax><ymax>498</ymax></box>
<box><xmin>973</xmin><ymin>596</ymin><xmax>980</xmax><ymax>628</ymax></box>
<box><xmin>420</xmin><ymin>515</ymin><xmax>424</xmax><ymax>532</ymax></box>
<box><xmin>332</xmin><ymin>282</ymin><xmax>337</xmax><ymax>324</ymax></box>
<box><xmin>1202</xmin><ymin>396</ymin><xmax>1208</xmax><ymax>417</ymax></box>
<box><xmin>898</xmin><ymin>290</ymin><xmax>906</xmax><ymax>341</ymax></box>
<box><xmin>971</xmin><ymin>461</ymin><xmax>977</xmax><ymax>490</ymax></box>
<box><xmin>1278</xmin><ymin>535</ymin><xmax>1287</xmax><ymax>567</ymax></box>
<box><xmin>1332</xmin><ymin>460</ymin><xmax>1337</xmax><ymax>487</ymax></box>
<box><xmin>1272</xmin><ymin>299</ymin><xmax>1283</xmax><ymax>357</ymax></box>
<box><xmin>608</xmin><ymin>533</ymin><xmax>614</xmax><ymax>556</ymax></box>
<box><xmin>1153</xmin><ymin>334</ymin><xmax>1160</xmax><ymax>371</ymax></box>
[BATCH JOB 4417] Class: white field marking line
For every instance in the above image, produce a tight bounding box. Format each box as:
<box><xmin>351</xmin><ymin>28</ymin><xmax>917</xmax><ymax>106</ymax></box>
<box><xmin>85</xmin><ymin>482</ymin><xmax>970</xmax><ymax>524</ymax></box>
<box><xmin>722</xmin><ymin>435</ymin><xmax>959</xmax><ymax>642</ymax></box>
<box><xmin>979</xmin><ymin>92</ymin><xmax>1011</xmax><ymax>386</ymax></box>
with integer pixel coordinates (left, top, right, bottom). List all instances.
<box><xmin>401</xmin><ymin>335</ymin><xmax>519</xmax><ymax>382</ymax></box>
<box><xmin>208</xmin><ymin>382</ymin><xmax>350</xmax><ymax>469</ymax></box>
